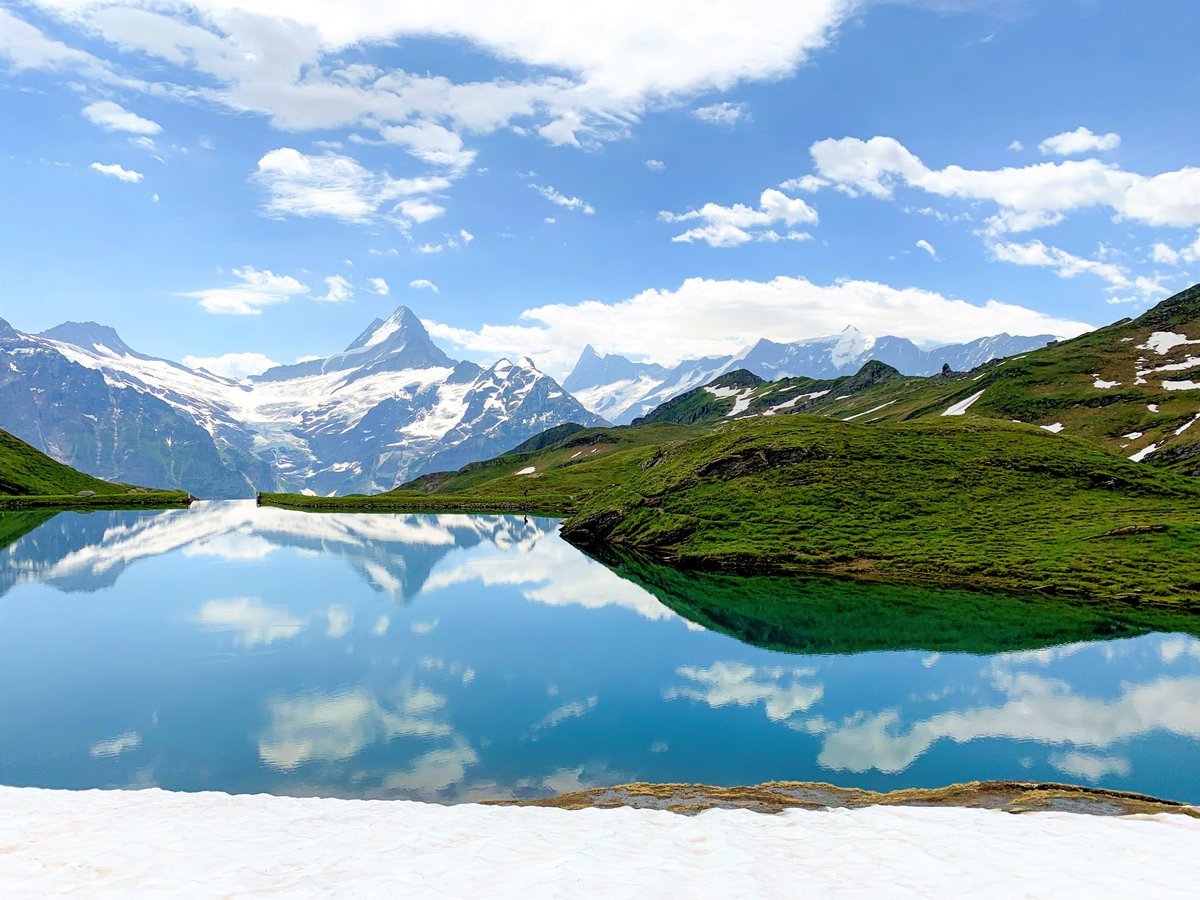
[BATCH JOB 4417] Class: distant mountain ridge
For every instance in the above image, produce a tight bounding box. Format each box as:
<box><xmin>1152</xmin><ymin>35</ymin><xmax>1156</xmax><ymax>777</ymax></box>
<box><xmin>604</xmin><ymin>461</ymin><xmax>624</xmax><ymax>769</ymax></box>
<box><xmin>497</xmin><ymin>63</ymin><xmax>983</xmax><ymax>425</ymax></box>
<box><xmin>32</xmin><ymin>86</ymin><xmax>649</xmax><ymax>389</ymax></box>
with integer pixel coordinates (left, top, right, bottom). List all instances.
<box><xmin>0</xmin><ymin>309</ymin><xmax>604</xmax><ymax>498</ymax></box>
<box><xmin>564</xmin><ymin>327</ymin><xmax>1055</xmax><ymax>424</ymax></box>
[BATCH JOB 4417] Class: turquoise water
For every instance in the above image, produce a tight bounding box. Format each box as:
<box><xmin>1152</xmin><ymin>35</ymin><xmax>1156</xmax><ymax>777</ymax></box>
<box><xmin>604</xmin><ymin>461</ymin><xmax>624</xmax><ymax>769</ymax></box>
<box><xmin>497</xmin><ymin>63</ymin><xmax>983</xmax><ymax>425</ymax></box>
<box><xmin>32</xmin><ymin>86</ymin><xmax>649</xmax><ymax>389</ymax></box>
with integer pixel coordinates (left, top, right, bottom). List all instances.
<box><xmin>1</xmin><ymin>501</ymin><xmax>1197</xmax><ymax>802</ymax></box>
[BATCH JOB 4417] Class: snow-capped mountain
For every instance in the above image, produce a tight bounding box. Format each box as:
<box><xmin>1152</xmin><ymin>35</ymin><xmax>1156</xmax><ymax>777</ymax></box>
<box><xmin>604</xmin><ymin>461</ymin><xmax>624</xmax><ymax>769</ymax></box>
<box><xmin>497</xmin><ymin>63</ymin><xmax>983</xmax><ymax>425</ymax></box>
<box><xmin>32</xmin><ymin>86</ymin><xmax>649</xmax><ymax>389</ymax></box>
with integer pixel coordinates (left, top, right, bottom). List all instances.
<box><xmin>0</xmin><ymin>309</ymin><xmax>604</xmax><ymax>498</ymax></box>
<box><xmin>565</xmin><ymin>328</ymin><xmax>1055</xmax><ymax>424</ymax></box>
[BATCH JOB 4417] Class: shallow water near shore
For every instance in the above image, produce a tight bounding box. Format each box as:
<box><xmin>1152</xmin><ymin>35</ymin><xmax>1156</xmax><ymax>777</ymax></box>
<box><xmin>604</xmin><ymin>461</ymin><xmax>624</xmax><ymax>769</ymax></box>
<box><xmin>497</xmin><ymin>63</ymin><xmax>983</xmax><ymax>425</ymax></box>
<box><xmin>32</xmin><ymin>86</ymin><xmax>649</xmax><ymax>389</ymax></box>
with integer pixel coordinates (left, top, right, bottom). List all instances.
<box><xmin>1</xmin><ymin>500</ymin><xmax>1198</xmax><ymax>803</ymax></box>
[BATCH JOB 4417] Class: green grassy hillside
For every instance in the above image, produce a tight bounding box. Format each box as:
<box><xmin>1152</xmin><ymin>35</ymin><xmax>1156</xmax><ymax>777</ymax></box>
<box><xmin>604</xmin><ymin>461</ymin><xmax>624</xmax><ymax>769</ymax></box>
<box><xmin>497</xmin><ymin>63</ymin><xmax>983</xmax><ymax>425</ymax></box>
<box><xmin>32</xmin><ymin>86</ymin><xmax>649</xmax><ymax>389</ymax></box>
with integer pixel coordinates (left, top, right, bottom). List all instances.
<box><xmin>594</xmin><ymin>284</ymin><xmax>1200</xmax><ymax>475</ymax></box>
<box><xmin>0</xmin><ymin>428</ymin><xmax>191</xmax><ymax>509</ymax></box>
<box><xmin>808</xmin><ymin>283</ymin><xmax>1200</xmax><ymax>473</ymax></box>
<box><xmin>263</xmin><ymin>414</ymin><xmax>1200</xmax><ymax>612</ymax></box>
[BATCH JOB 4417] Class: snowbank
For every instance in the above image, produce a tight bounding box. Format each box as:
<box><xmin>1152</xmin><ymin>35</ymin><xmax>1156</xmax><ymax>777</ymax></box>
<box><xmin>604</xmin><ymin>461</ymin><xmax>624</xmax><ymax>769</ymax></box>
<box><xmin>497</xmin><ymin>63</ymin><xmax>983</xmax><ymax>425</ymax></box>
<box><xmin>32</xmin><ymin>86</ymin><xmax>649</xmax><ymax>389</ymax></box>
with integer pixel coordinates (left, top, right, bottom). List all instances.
<box><xmin>0</xmin><ymin>786</ymin><xmax>1196</xmax><ymax>897</ymax></box>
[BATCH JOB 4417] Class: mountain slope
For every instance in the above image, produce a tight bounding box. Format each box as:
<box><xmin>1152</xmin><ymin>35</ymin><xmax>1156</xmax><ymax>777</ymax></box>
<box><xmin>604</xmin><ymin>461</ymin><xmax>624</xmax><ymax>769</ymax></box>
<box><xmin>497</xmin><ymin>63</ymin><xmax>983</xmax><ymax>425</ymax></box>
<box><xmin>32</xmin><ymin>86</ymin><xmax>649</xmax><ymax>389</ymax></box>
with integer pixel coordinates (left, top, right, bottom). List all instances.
<box><xmin>566</xmin><ymin>328</ymin><xmax>1054</xmax><ymax>424</ymax></box>
<box><xmin>784</xmin><ymin>283</ymin><xmax>1200</xmax><ymax>474</ymax></box>
<box><xmin>261</xmin><ymin>415</ymin><xmax>1200</xmax><ymax>612</ymax></box>
<box><xmin>0</xmin><ymin>427</ymin><xmax>190</xmax><ymax>510</ymax></box>
<box><xmin>0</xmin><ymin>309</ymin><xmax>604</xmax><ymax>498</ymax></box>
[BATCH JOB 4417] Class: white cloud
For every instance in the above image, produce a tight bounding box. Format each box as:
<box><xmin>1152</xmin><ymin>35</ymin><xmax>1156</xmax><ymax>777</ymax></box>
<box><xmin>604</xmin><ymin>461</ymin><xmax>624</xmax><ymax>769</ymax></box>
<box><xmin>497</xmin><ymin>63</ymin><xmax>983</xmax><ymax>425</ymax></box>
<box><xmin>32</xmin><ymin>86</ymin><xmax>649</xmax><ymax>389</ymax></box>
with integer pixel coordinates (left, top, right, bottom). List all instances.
<box><xmin>7</xmin><ymin>0</ymin><xmax>851</xmax><ymax>179</ymax></box>
<box><xmin>809</xmin><ymin>134</ymin><xmax>1200</xmax><ymax>232</ymax></box>
<box><xmin>183</xmin><ymin>351</ymin><xmax>282</xmax><ymax>379</ymax></box>
<box><xmin>544</xmin><ymin>216</ymin><xmax>556</xmax><ymax>224</ymax></box>
<box><xmin>915</xmin><ymin>238</ymin><xmax>938</xmax><ymax>260</ymax></box>
<box><xmin>89</xmin><ymin>161</ymin><xmax>142</xmax><ymax>183</ymax></box>
<box><xmin>1038</xmin><ymin>126</ymin><xmax>1121</xmax><ymax>157</ymax></box>
<box><xmin>410</xmin><ymin>279</ymin><xmax>440</xmax><ymax>293</ymax></box>
<box><xmin>692</xmin><ymin>101</ymin><xmax>750</xmax><ymax>126</ymax></box>
<box><xmin>644</xmin><ymin>159</ymin><xmax>665</xmax><ymax>172</ymax></box>
<box><xmin>317</xmin><ymin>274</ymin><xmax>353</xmax><ymax>303</ymax></box>
<box><xmin>425</xmin><ymin>274</ymin><xmax>1093</xmax><ymax>377</ymax></box>
<box><xmin>989</xmin><ymin>239</ymin><xmax>1169</xmax><ymax>303</ymax></box>
<box><xmin>0</xmin><ymin>8</ymin><xmax>120</xmax><ymax>80</ymax></box>
<box><xmin>1151</xmin><ymin>231</ymin><xmax>1200</xmax><ymax>266</ymax></box>
<box><xmin>82</xmin><ymin>99</ymin><xmax>161</xmax><ymax>135</ymax></box>
<box><xmin>367</xmin><ymin>277</ymin><xmax>390</xmax><ymax>295</ymax></box>
<box><xmin>179</xmin><ymin>265</ymin><xmax>309</xmax><ymax>315</ymax></box>
<box><xmin>778</xmin><ymin>174</ymin><xmax>828</xmax><ymax>193</ymax></box>
<box><xmin>1008</xmin><ymin>140</ymin><xmax>1024</xmax><ymax>152</ymax></box>
<box><xmin>254</xmin><ymin>148</ymin><xmax>452</xmax><ymax>227</ymax></box>
<box><xmin>659</xmin><ymin>188</ymin><xmax>817</xmax><ymax>246</ymax></box>
<box><xmin>990</xmin><ymin>239</ymin><xmax>1127</xmax><ymax>286</ymax></box>
<box><xmin>530</xmin><ymin>183</ymin><xmax>595</xmax><ymax>215</ymax></box>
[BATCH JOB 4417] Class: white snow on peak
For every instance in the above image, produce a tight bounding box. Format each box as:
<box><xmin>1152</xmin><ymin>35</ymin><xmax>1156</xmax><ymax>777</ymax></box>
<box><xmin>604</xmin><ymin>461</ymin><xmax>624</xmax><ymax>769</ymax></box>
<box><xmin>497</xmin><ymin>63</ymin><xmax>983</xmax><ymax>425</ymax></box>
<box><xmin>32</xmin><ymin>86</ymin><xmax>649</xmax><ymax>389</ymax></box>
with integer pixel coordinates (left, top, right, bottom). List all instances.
<box><xmin>1175</xmin><ymin>414</ymin><xmax>1200</xmax><ymax>436</ymax></box>
<box><xmin>831</xmin><ymin>325</ymin><xmax>877</xmax><ymax>368</ymax></box>
<box><xmin>942</xmin><ymin>390</ymin><xmax>985</xmax><ymax>416</ymax></box>
<box><xmin>515</xmin><ymin>466</ymin><xmax>537</xmax><ymax>476</ymax></box>
<box><xmin>363</xmin><ymin>314</ymin><xmax>405</xmax><ymax>349</ymax></box>
<box><xmin>1093</xmin><ymin>378</ymin><xmax>1120</xmax><ymax>389</ymax></box>
<box><xmin>1164</xmin><ymin>380</ymin><xmax>1200</xmax><ymax>391</ymax></box>
<box><xmin>1040</xmin><ymin>423</ymin><xmax>1065</xmax><ymax>433</ymax></box>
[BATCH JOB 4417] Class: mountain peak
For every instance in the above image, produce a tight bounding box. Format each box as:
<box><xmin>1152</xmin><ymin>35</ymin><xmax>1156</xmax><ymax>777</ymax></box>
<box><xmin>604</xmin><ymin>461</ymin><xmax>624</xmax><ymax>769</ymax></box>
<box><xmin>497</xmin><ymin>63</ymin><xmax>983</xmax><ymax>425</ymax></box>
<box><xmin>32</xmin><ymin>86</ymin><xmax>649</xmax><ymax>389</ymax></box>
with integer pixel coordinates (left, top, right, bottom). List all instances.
<box><xmin>345</xmin><ymin>305</ymin><xmax>429</xmax><ymax>353</ymax></box>
<box><xmin>40</xmin><ymin>321</ymin><xmax>138</xmax><ymax>357</ymax></box>
<box><xmin>0</xmin><ymin>317</ymin><xmax>16</xmax><ymax>339</ymax></box>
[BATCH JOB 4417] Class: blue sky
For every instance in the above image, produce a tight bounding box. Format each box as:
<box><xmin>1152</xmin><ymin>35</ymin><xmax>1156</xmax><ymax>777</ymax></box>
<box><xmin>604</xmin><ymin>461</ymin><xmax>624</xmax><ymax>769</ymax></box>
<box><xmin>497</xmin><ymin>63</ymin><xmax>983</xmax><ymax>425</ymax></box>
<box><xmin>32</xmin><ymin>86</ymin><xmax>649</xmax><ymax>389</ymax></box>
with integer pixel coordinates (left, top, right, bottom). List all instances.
<box><xmin>1</xmin><ymin>0</ymin><xmax>1198</xmax><ymax>378</ymax></box>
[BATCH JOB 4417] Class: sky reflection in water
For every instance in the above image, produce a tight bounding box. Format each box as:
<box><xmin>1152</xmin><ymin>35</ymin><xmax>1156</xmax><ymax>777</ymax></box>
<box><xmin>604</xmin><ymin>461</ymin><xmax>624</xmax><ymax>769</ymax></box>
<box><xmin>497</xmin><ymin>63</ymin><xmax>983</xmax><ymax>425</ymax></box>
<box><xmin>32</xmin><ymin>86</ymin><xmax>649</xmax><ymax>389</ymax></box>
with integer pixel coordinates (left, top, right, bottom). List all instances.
<box><xmin>1</xmin><ymin>501</ymin><xmax>1197</xmax><ymax>802</ymax></box>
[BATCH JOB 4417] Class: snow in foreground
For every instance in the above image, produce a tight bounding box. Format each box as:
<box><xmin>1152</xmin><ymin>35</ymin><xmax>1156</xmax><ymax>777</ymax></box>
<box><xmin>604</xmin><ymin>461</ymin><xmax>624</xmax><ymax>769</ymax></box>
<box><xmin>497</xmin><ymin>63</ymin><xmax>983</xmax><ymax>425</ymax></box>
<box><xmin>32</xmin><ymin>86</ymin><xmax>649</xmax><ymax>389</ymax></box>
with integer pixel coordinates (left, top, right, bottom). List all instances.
<box><xmin>1</xmin><ymin>787</ymin><xmax>1197</xmax><ymax>897</ymax></box>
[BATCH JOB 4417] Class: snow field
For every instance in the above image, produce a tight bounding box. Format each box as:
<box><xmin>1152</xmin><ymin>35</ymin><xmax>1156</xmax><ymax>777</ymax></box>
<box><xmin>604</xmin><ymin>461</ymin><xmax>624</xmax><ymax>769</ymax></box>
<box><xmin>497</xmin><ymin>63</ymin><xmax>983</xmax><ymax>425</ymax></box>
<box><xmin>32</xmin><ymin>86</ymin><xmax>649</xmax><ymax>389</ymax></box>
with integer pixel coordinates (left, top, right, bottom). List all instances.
<box><xmin>0</xmin><ymin>787</ymin><xmax>1197</xmax><ymax>898</ymax></box>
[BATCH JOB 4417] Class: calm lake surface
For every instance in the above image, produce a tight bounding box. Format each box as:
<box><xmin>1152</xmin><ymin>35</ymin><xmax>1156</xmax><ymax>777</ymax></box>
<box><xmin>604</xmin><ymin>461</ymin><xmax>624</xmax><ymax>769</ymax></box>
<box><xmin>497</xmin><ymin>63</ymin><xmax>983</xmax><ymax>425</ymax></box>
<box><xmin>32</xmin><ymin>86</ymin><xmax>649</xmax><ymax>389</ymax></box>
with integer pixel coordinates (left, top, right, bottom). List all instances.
<box><xmin>1</xmin><ymin>501</ymin><xmax>1198</xmax><ymax>803</ymax></box>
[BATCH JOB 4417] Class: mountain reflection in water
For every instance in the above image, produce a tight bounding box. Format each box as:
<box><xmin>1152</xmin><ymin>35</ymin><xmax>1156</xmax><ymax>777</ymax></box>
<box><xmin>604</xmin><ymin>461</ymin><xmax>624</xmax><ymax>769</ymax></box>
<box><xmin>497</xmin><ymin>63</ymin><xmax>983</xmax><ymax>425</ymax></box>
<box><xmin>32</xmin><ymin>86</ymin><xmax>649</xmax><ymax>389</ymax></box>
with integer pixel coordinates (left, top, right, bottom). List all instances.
<box><xmin>1</xmin><ymin>501</ymin><xmax>1197</xmax><ymax>803</ymax></box>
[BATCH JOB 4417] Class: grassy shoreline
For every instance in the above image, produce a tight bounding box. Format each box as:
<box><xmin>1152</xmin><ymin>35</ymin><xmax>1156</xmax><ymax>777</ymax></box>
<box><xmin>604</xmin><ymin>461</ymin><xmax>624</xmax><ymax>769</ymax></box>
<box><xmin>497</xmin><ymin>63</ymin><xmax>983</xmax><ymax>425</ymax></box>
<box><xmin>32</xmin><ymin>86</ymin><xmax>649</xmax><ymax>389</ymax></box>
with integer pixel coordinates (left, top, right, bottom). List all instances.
<box><xmin>0</xmin><ymin>490</ymin><xmax>193</xmax><ymax>511</ymax></box>
<box><xmin>258</xmin><ymin>417</ymin><xmax>1200</xmax><ymax>616</ymax></box>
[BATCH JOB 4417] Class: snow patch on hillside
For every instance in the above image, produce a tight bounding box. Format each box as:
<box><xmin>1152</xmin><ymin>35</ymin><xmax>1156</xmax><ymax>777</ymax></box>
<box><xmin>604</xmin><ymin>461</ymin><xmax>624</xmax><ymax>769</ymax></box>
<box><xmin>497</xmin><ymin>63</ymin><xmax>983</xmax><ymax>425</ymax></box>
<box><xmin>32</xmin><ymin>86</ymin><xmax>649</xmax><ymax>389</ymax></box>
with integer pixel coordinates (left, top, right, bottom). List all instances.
<box><xmin>942</xmin><ymin>390</ymin><xmax>985</xmax><ymax>416</ymax></box>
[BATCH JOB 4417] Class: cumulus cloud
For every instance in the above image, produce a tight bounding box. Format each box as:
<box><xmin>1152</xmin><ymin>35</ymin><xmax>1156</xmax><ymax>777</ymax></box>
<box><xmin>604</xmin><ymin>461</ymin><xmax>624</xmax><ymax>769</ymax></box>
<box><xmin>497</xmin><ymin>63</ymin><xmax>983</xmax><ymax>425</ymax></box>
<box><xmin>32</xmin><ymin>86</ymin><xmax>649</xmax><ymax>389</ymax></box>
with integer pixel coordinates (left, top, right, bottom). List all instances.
<box><xmin>644</xmin><ymin>159</ymin><xmax>666</xmax><ymax>172</ymax></box>
<box><xmin>659</xmin><ymin>188</ymin><xmax>817</xmax><ymax>246</ymax></box>
<box><xmin>425</xmin><ymin>275</ymin><xmax>1093</xmax><ymax>377</ymax></box>
<box><xmin>915</xmin><ymin>238</ymin><xmax>938</xmax><ymax>260</ymax></box>
<box><xmin>183</xmin><ymin>352</ymin><xmax>283</xmax><ymax>379</ymax></box>
<box><xmin>89</xmin><ymin>161</ymin><xmax>143</xmax><ymax>183</ymax></box>
<box><xmin>1038</xmin><ymin>126</ymin><xmax>1121</xmax><ymax>157</ymax></box>
<box><xmin>808</xmin><ymin>134</ymin><xmax>1200</xmax><ymax>232</ymax></box>
<box><xmin>530</xmin><ymin>183</ymin><xmax>595</xmax><ymax>215</ymax></box>
<box><xmin>179</xmin><ymin>266</ymin><xmax>309</xmax><ymax>315</ymax></box>
<box><xmin>1007</xmin><ymin>140</ymin><xmax>1024</xmax><ymax>152</ymax></box>
<box><xmin>254</xmin><ymin>148</ymin><xmax>451</xmax><ymax>227</ymax></box>
<box><xmin>317</xmin><ymin>274</ymin><xmax>353</xmax><ymax>303</ymax></box>
<box><xmin>82</xmin><ymin>100</ymin><xmax>161</xmax><ymax>135</ymax></box>
<box><xmin>410</xmin><ymin>279</ymin><xmax>440</xmax><ymax>293</ymax></box>
<box><xmin>5</xmin><ymin>0</ymin><xmax>851</xmax><ymax>177</ymax></box>
<box><xmin>692</xmin><ymin>101</ymin><xmax>751</xmax><ymax>126</ymax></box>
<box><xmin>367</xmin><ymin>277</ymin><xmax>390</xmax><ymax>295</ymax></box>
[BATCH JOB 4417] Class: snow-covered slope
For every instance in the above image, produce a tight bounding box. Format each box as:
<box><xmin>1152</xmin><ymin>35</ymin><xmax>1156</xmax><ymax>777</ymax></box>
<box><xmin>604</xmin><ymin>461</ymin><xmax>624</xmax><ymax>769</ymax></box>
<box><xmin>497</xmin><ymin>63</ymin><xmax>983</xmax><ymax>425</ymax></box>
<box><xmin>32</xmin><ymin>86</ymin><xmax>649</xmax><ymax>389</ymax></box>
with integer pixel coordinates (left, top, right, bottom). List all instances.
<box><xmin>1</xmin><ymin>786</ymin><xmax>1195</xmax><ymax>897</ymax></box>
<box><xmin>568</xmin><ymin>328</ymin><xmax>1055</xmax><ymax>424</ymax></box>
<box><xmin>0</xmin><ymin>310</ymin><xmax>604</xmax><ymax>498</ymax></box>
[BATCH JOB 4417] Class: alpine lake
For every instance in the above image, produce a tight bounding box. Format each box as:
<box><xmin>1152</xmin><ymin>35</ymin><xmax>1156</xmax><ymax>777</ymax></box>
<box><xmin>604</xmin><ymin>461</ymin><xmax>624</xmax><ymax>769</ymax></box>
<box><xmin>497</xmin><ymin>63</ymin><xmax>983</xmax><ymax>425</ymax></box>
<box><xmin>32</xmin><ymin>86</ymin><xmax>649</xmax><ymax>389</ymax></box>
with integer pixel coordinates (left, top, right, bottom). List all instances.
<box><xmin>1</xmin><ymin>501</ymin><xmax>1197</xmax><ymax>804</ymax></box>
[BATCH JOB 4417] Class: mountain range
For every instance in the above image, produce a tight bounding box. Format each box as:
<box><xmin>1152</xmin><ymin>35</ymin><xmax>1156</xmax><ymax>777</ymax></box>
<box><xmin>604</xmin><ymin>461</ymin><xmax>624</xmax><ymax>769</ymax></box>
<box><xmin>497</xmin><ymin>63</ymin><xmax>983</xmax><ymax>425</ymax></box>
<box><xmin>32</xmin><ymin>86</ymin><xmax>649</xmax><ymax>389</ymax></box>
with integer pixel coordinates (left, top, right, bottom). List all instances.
<box><xmin>563</xmin><ymin>328</ymin><xmax>1056</xmax><ymax>424</ymax></box>
<box><xmin>0</xmin><ymin>308</ymin><xmax>603</xmax><ymax>498</ymax></box>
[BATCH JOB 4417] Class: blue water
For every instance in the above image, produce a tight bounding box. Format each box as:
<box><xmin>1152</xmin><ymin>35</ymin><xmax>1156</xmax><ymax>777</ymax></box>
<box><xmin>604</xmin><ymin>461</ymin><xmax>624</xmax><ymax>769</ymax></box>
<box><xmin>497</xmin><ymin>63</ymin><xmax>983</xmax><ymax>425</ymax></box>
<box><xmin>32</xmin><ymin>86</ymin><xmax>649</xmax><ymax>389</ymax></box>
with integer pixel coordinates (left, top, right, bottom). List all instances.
<box><xmin>1</xmin><ymin>501</ymin><xmax>1197</xmax><ymax>802</ymax></box>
